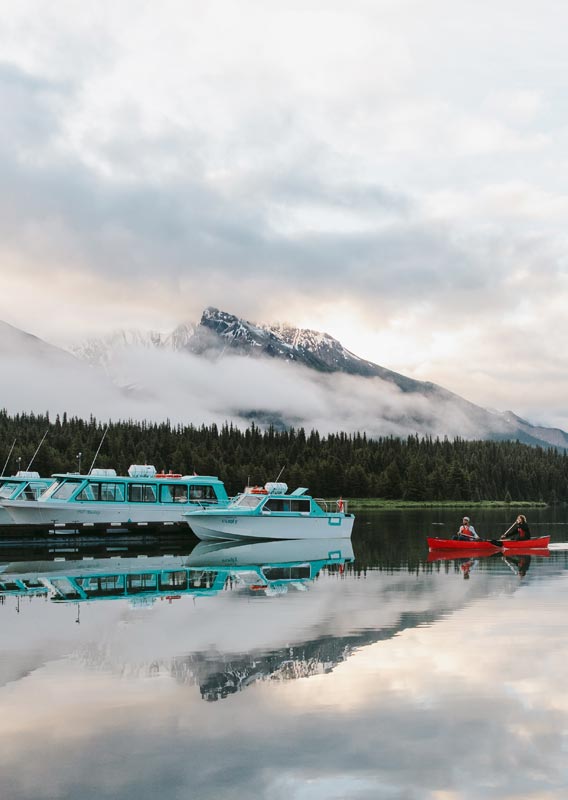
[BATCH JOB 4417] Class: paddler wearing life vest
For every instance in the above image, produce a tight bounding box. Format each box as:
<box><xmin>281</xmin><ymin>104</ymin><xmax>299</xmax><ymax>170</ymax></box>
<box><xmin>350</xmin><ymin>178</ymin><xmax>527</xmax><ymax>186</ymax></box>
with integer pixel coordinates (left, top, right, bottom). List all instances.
<box><xmin>453</xmin><ymin>516</ymin><xmax>480</xmax><ymax>541</ymax></box>
<box><xmin>501</xmin><ymin>514</ymin><xmax>531</xmax><ymax>541</ymax></box>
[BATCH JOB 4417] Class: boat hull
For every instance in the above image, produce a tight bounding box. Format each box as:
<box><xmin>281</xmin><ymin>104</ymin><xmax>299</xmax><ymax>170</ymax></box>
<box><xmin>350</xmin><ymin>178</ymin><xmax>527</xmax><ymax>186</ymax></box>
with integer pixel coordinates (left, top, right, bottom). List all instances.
<box><xmin>427</xmin><ymin>536</ymin><xmax>550</xmax><ymax>552</ymax></box>
<box><xmin>1</xmin><ymin>499</ymin><xmax>199</xmax><ymax>530</ymax></box>
<box><xmin>186</xmin><ymin>512</ymin><xmax>355</xmax><ymax>542</ymax></box>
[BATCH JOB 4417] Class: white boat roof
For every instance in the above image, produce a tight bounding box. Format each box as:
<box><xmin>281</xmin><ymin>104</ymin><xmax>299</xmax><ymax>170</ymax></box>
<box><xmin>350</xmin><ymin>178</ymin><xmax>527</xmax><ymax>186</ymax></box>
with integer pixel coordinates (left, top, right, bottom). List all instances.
<box><xmin>51</xmin><ymin>472</ymin><xmax>223</xmax><ymax>483</ymax></box>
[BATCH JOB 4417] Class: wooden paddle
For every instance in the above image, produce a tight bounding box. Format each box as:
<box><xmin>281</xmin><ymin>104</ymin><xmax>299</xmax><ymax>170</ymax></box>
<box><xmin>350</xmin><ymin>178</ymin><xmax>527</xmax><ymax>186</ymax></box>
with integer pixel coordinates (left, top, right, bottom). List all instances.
<box><xmin>499</xmin><ymin>519</ymin><xmax>518</xmax><ymax>540</ymax></box>
<box><xmin>487</xmin><ymin>519</ymin><xmax>518</xmax><ymax>547</ymax></box>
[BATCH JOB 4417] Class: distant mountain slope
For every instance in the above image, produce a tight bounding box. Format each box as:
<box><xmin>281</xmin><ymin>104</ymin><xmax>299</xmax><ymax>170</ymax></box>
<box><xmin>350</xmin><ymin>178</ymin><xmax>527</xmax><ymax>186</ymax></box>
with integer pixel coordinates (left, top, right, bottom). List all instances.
<box><xmin>5</xmin><ymin>313</ymin><xmax>568</xmax><ymax>449</ymax></box>
<box><xmin>0</xmin><ymin>320</ymin><xmax>77</xmax><ymax>363</ymax></box>
<box><xmin>0</xmin><ymin>321</ymin><xmax>141</xmax><ymax>420</ymax></box>
<box><xmin>183</xmin><ymin>309</ymin><xmax>568</xmax><ymax>448</ymax></box>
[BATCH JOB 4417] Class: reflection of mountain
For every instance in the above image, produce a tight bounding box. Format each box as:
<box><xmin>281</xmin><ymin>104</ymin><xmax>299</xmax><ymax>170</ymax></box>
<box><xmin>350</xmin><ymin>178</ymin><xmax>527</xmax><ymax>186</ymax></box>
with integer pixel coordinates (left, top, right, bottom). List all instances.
<box><xmin>0</xmin><ymin>539</ymin><xmax>556</xmax><ymax>702</ymax></box>
<box><xmin>176</xmin><ymin>605</ymin><xmax>450</xmax><ymax>702</ymax></box>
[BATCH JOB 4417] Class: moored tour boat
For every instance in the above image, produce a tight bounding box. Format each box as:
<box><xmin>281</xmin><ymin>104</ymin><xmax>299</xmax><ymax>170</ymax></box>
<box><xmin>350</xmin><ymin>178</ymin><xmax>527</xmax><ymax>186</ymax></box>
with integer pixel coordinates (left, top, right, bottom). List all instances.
<box><xmin>427</xmin><ymin>536</ymin><xmax>550</xmax><ymax>552</ymax></box>
<box><xmin>0</xmin><ymin>471</ymin><xmax>55</xmax><ymax>526</ymax></box>
<box><xmin>1</xmin><ymin>465</ymin><xmax>229</xmax><ymax>533</ymax></box>
<box><xmin>184</xmin><ymin>482</ymin><xmax>354</xmax><ymax>542</ymax></box>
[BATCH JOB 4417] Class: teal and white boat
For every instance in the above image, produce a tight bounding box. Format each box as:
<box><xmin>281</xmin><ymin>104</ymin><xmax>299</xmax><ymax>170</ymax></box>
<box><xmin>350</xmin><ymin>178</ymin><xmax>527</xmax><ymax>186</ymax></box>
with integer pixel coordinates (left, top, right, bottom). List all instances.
<box><xmin>184</xmin><ymin>482</ymin><xmax>354</xmax><ymax>542</ymax></box>
<box><xmin>1</xmin><ymin>465</ymin><xmax>229</xmax><ymax>532</ymax></box>
<box><xmin>0</xmin><ymin>471</ymin><xmax>55</xmax><ymax>526</ymax></box>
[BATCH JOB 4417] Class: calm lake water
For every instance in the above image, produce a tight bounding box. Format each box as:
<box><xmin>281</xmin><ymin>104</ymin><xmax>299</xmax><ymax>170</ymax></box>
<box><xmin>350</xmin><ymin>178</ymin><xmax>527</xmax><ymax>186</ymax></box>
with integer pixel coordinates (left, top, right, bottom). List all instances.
<box><xmin>1</xmin><ymin>508</ymin><xmax>568</xmax><ymax>800</ymax></box>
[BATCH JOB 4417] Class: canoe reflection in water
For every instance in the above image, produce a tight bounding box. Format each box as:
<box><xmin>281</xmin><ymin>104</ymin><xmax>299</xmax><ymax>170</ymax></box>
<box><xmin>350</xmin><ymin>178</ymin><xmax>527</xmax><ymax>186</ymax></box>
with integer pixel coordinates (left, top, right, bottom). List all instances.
<box><xmin>459</xmin><ymin>554</ymin><xmax>532</xmax><ymax>580</ymax></box>
<box><xmin>428</xmin><ymin>548</ymin><xmax>543</xmax><ymax>580</ymax></box>
<box><xmin>502</xmin><ymin>554</ymin><xmax>532</xmax><ymax>578</ymax></box>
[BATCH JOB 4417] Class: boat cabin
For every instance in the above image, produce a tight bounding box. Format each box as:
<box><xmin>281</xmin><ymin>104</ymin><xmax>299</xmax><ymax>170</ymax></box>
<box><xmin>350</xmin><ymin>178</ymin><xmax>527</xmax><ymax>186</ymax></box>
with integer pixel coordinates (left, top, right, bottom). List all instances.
<box><xmin>229</xmin><ymin>483</ymin><xmax>342</xmax><ymax>516</ymax></box>
<box><xmin>37</xmin><ymin>465</ymin><xmax>229</xmax><ymax>506</ymax></box>
<box><xmin>0</xmin><ymin>471</ymin><xmax>54</xmax><ymax>502</ymax></box>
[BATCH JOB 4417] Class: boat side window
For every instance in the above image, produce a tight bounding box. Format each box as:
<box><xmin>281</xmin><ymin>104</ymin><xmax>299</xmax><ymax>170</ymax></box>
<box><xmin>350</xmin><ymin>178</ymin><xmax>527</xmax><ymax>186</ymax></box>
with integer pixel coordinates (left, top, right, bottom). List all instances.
<box><xmin>290</xmin><ymin>499</ymin><xmax>310</xmax><ymax>513</ymax></box>
<box><xmin>101</xmin><ymin>482</ymin><xmax>125</xmax><ymax>502</ymax></box>
<box><xmin>189</xmin><ymin>484</ymin><xmax>217</xmax><ymax>503</ymax></box>
<box><xmin>128</xmin><ymin>483</ymin><xmax>157</xmax><ymax>503</ymax></box>
<box><xmin>76</xmin><ymin>481</ymin><xmax>125</xmax><ymax>502</ymax></box>
<box><xmin>77</xmin><ymin>482</ymin><xmax>97</xmax><ymax>501</ymax></box>
<box><xmin>0</xmin><ymin>482</ymin><xmax>18</xmax><ymax>499</ymax></box>
<box><xmin>28</xmin><ymin>482</ymin><xmax>49</xmax><ymax>500</ymax></box>
<box><xmin>75</xmin><ymin>482</ymin><xmax>126</xmax><ymax>502</ymax></box>
<box><xmin>51</xmin><ymin>480</ymin><xmax>82</xmax><ymax>500</ymax></box>
<box><xmin>265</xmin><ymin>498</ymin><xmax>290</xmax><ymax>512</ymax></box>
<box><xmin>160</xmin><ymin>484</ymin><xmax>188</xmax><ymax>504</ymax></box>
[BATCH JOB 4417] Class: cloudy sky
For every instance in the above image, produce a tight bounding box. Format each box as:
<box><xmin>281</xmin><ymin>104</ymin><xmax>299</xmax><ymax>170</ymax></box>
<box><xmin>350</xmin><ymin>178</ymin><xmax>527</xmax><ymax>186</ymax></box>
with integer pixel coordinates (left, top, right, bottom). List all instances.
<box><xmin>1</xmin><ymin>1</ymin><xmax>567</xmax><ymax>425</ymax></box>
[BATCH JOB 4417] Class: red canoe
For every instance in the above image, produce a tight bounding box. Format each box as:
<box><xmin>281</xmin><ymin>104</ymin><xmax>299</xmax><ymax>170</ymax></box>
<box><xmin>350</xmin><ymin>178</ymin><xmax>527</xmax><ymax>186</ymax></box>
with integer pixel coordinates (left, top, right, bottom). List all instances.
<box><xmin>427</xmin><ymin>536</ymin><xmax>550</xmax><ymax>552</ymax></box>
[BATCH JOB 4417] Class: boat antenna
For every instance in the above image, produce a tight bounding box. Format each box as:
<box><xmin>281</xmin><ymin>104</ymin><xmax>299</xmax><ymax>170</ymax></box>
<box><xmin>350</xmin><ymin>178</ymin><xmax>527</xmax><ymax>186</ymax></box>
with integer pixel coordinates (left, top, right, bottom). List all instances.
<box><xmin>26</xmin><ymin>428</ymin><xmax>49</xmax><ymax>471</ymax></box>
<box><xmin>1</xmin><ymin>438</ymin><xmax>16</xmax><ymax>477</ymax></box>
<box><xmin>273</xmin><ymin>465</ymin><xmax>285</xmax><ymax>483</ymax></box>
<box><xmin>88</xmin><ymin>424</ymin><xmax>109</xmax><ymax>474</ymax></box>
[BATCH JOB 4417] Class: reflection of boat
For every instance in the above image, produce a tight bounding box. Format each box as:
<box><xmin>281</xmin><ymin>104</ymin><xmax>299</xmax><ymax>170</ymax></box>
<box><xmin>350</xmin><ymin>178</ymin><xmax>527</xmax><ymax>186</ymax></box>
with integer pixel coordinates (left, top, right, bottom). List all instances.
<box><xmin>184</xmin><ymin>482</ymin><xmax>354</xmax><ymax>541</ymax></box>
<box><xmin>188</xmin><ymin>537</ymin><xmax>355</xmax><ymax>567</ymax></box>
<box><xmin>427</xmin><ymin>547</ymin><xmax>550</xmax><ymax>563</ymax></box>
<box><xmin>427</xmin><ymin>536</ymin><xmax>550</xmax><ymax>552</ymax></box>
<box><xmin>0</xmin><ymin>537</ymin><xmax>354</xmax><ymax>603</ymax></box>
<box><xmin>2</xmin><ymin>465</ymin><xmax>229</xmax><ymax>533</ymax></box>
<box><xmin>0</xmin><ymin>471</ymin><xmax>54</xmax><ymax>526</ymax></box>
<box><xmin>427</xmin><ymin>548</ymin><xmax>497</xmax><ymax>563</ymax></box>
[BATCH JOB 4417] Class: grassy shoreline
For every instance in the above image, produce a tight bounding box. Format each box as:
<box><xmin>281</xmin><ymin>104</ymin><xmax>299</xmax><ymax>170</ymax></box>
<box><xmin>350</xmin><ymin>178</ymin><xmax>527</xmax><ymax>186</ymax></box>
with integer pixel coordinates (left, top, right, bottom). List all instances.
<box><xmin>338</xmin><ymin>499</ymin><xmax>549</xmax><ymax>510</ymax></box>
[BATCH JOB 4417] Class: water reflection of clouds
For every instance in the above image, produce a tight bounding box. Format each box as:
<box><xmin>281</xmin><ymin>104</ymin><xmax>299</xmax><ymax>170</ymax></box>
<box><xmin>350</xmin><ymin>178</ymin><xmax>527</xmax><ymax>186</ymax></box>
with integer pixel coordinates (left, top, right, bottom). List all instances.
<box><xmin>1</xmin><ymin>568</ymin><xmax>567</xmax><ymax>798</ymax></box>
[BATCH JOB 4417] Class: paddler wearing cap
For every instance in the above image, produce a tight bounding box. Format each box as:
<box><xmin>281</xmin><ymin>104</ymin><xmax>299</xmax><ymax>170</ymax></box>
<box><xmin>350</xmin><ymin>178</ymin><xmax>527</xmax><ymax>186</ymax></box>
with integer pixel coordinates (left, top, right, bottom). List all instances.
<box><xmin>453</xmin><ymin>516</ymin><xmax>480</xmax><ymax>541</ymax></box>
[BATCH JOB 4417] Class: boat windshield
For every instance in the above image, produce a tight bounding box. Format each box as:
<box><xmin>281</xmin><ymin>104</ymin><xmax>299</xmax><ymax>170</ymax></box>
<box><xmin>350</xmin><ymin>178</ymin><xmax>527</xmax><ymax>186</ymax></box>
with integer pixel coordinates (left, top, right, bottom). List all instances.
<box><xmin>233</xmin><ymin>494</ymin><xmax>265</xmax><ymax>509</ymax></box>
<box><xmin>0</xmin><ymin>482</ymin><xmax>19</xmax><ymax>500</ymax></box>
<box><xmin>46</xmin><ymin>479</ymin><xmax>83</xmax><ymax>501</ymax></box>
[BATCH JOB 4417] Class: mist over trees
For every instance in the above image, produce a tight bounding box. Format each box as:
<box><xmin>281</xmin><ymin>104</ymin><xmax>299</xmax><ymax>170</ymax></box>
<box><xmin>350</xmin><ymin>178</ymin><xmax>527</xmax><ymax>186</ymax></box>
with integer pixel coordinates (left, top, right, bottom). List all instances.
<box><xmin>1</xmin><ymin>411</ymin><xmax>567</xmax><ymax>503</ymax></box>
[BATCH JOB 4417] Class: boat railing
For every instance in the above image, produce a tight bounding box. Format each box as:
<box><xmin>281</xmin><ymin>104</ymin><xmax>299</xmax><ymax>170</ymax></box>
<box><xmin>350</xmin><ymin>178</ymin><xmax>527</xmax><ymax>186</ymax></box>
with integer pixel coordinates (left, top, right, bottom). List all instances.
<box><xmin>314</xmin><ymin>498</ymin><xmax>349</xmax><ymax>515</ymax></box>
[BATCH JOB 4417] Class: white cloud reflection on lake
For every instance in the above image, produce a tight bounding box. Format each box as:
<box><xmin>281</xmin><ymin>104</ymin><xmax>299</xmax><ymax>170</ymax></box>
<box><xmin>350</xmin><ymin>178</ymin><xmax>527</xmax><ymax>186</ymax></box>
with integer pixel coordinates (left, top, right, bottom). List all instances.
<box><xmin>0</xmin><ymin>561</ymin><xmax>566</xmax><ymax>798</ymax></box>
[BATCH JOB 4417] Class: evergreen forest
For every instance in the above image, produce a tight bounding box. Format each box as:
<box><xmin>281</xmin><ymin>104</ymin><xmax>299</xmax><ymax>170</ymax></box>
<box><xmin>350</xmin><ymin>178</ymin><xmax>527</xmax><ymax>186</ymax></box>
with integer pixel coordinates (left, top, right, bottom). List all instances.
<box><xmin>1</xmin><ymin>411</ymin><xmax>567</xmax><ymax>503</ymax></box>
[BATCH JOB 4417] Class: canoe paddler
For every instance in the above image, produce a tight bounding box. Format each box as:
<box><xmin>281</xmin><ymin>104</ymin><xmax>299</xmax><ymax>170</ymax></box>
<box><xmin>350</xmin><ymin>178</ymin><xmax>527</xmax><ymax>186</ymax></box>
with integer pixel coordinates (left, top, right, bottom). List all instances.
<box><xmin>500</xmin><ymin>514</ymin><xmax>531</xmax><ymax>542</ymax></box>
<box><xmin>453</xmin><ymin>516</ymin><xmax>480</xmax><ymax>541</ymax></box>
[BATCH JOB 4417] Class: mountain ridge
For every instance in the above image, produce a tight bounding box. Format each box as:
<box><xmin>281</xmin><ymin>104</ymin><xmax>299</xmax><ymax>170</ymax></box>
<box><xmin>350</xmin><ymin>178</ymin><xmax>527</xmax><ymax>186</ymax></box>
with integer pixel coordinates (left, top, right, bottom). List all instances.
<box><xmin>3</xmin><ymin>311</ymin><xmax>567</xmax><ymax>449</ymax></box>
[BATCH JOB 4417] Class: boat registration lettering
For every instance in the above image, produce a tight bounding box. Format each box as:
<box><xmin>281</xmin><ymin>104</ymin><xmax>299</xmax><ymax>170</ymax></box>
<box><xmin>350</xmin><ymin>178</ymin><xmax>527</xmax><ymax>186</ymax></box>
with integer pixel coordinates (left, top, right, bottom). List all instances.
<box><xmin>221</xmin><ymin>518</ymin><xmax>237</xmax><ymax>524</ymax></box>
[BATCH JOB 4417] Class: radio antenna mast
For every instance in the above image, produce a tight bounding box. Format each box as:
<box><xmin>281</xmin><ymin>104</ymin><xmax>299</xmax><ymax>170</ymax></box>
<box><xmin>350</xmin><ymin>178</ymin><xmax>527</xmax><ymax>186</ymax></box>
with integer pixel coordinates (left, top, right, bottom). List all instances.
<box><xmin>88</xmin><ymin>424</ymin><xmax>109</xmax><ymax>474</ymax></box>
<box><xmin>273</xmin><ymin>465</ymin><xmax>285</xmax><ymax>483</ymax></box>
<box><xmin>26</xmin><ymin>428</ymin><xmax>49</xmax><ymax>471</ymax></box>
<box><xmin>1</xmin><ymin>438</ymin><xmax>16</xmax><ymax>477</ymax></box>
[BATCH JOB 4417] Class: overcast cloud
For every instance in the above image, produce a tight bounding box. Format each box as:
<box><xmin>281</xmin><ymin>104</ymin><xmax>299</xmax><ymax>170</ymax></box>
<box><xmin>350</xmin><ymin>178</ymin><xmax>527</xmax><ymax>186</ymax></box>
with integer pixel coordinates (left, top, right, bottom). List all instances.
<box><xmin>1</xmin><ymin>1</ymin><xmax>567</xmax><ymax>425</ymax></box>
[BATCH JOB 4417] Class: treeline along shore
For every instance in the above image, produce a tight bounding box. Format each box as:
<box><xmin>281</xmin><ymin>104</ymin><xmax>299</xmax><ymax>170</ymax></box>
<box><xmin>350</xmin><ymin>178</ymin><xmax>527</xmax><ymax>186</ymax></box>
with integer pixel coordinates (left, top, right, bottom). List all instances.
<box><xmin>1</xmin><ymin>411</ymin><xmax>567</xmax><ymax>503</ymax></box>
